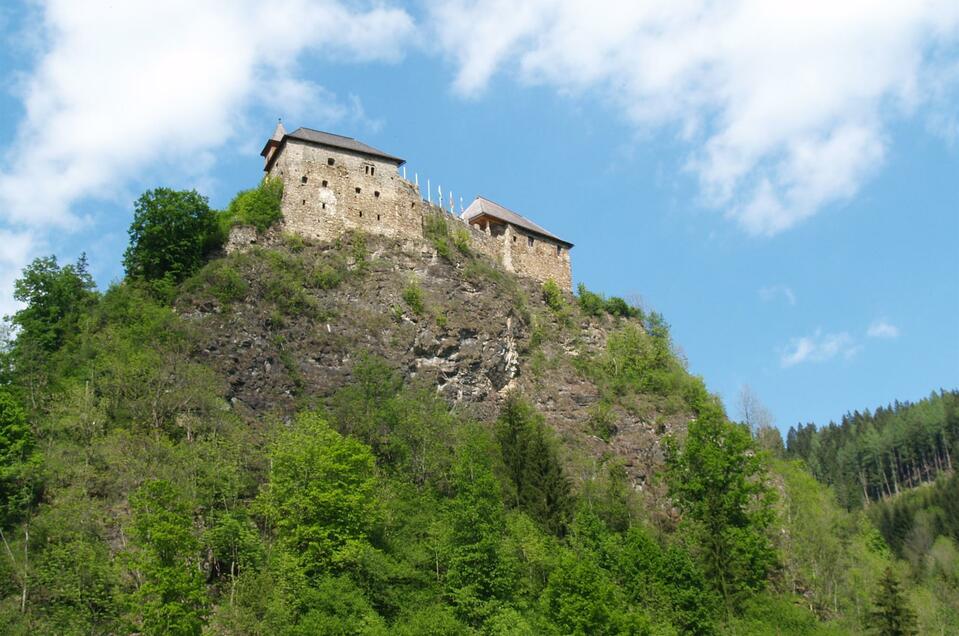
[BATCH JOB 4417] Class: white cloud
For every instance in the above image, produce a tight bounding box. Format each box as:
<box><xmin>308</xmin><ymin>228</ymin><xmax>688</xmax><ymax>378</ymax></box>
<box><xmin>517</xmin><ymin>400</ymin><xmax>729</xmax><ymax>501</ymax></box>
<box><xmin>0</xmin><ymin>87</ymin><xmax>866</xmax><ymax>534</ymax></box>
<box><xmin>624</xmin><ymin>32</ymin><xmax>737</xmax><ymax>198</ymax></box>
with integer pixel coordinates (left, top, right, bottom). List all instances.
<box><xmin>0</xmin><ymin>0</ymin><xmax>415</xmax><ymax>231</ymax></box>
<box><xmin>759</xmin><ymin>284</ymin><xmax>796</xmax><ymax>306</ymax></box>
<box><xmin>0</xmin><ymin>0</ymin><xmax>414</xmax><ymax>313</ymax></box>
<box><xmin>429</xmin><ymin>0</ymin><xmax>959</xmax><ymax>235</ymax></box>
<box><xmin>781</xmin><ymin>329</ymin><xmax>859</xmax><ymax>367</ymax></box>
<box><xmin>867</xmin><ymin>319</ymin><xmax>900</xmax><ymax>339</ymax></box>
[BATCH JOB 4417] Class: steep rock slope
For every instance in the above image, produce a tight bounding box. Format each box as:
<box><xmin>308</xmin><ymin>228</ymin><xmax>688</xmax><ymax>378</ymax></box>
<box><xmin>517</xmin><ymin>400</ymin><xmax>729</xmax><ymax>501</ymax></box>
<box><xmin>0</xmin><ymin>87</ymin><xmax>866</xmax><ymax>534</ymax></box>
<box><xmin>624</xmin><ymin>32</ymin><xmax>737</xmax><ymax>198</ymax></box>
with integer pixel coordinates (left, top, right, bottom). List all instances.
<box><xmin>177</xmin><ymin>229</ymin><xmax>695</xmax><ymax>493</ymax></box>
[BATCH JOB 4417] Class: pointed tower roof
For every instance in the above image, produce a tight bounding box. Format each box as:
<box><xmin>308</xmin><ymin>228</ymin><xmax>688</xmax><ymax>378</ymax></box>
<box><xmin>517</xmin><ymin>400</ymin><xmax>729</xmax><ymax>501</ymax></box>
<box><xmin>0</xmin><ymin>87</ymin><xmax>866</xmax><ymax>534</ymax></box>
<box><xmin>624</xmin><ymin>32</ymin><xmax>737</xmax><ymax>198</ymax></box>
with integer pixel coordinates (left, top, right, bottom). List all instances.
<box><xmin>260</xmin><ymin>119</ymin><xmax>286</xmax><ymax>160</ymax></box>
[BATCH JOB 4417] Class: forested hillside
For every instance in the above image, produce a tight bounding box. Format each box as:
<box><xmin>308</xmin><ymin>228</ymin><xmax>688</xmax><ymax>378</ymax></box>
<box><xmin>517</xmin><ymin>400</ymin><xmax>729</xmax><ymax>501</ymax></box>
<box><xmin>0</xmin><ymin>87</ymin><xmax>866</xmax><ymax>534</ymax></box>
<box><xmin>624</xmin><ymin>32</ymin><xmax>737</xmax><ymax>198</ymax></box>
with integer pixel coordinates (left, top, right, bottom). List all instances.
<box><xmin>0</xmin><ymin>182</ymin><xmax>955</xmax><ymax>634</ymax></box>
<box><xmin>786</xmin><ymin>392</ymin><xmax>958</xmax><ymax>508</ymax></box>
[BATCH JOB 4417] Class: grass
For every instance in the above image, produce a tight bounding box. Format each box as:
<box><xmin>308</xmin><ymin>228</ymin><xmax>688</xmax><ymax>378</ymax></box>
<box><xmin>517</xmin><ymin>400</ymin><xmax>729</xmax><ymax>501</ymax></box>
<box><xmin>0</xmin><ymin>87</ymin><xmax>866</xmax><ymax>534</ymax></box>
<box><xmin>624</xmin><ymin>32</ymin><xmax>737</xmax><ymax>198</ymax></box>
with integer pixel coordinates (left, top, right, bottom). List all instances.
<box><xmin>402</xmin><ymin>278</ymin><xmax>425</xmax><ymax>316</ymax></box>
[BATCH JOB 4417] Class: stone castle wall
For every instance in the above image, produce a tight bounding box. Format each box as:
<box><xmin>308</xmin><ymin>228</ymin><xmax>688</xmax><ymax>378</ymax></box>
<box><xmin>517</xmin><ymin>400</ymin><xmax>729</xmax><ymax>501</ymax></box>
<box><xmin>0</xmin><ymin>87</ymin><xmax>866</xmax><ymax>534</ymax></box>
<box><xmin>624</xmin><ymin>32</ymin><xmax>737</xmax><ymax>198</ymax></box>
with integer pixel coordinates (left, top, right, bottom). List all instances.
<box><xmin>229</xmin><ymin>139</ymin><xmax>573</xmax><ymax>289</ymax></box>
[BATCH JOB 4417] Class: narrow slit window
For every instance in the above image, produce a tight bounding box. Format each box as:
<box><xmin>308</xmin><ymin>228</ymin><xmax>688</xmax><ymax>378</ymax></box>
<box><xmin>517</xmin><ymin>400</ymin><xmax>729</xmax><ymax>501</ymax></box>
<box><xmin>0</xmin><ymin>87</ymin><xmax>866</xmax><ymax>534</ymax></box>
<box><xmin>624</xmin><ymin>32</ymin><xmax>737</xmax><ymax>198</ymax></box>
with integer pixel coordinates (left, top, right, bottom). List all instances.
<box><xmin>359</xmin><ymin>211</ymin><xmax>363</xmax><ymax>217</ymax></box>
<box><xmin>527</xmin><ymin>236</ymin><xmax>534</xmax><ymax>248</ymax></box>
<box><xmin>302</xmin><ymin>199</ymin><xmax>306</xmax><ymax>205</ymax></box>
<box><xmin>376</xmin><ymin>214</ymin><xmax>381</xmax><ymax>221</ymax></box>
<box><xmin>512</xmin><ymin>235</ymin><xmax>517</xmax><ymax>243</ymax></box>
<box><xmin>322</xmin><ymin>203</ymin><xmax>327</xmax><ymax>210</ymax></box>
<box><xmin>557</xmin><ymin>245</ymin><xmax>562</xmax><ymax>256</ymax></box>
<box><xmin>327</xmin><ymin>158</ymin><xmax>335</xmax><ymax>166</ymax></box>
<box><xmin>371</xmin><ymin>166</ymin><xmax>375</xmax><ymax>176</ymax></box>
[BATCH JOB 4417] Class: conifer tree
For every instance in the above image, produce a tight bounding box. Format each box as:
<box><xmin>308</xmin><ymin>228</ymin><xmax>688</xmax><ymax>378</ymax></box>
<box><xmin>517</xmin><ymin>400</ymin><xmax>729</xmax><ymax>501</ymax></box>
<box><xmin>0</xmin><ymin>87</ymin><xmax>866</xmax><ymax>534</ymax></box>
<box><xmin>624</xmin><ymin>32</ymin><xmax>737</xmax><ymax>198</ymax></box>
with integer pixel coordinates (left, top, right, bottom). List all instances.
<box><xmin>867</xmin><ymin>567</ymin><xmax>918</xmax><ymax>635</ymax></box>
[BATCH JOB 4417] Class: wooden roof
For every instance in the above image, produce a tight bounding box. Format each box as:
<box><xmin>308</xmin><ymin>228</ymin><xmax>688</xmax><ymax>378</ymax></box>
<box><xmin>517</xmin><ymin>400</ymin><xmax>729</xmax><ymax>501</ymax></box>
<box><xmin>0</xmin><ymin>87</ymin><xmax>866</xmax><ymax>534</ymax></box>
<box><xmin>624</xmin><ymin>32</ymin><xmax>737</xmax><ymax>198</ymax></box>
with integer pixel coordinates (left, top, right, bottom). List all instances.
<box><xmin>462</xmin><ymin>196</ymin><xmax>573</xmax><ymax>247</ymax></box>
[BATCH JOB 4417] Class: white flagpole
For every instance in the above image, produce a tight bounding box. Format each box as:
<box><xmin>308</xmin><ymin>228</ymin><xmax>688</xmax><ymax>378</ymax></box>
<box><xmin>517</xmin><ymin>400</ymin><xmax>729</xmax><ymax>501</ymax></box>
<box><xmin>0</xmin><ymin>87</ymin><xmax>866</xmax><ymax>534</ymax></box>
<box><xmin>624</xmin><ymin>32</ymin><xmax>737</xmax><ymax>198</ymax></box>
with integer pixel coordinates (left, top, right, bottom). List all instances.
<box><xmin>427</xmin><ymin>178</ymin><xmax>431</xmax><ymax>204</ymax></box>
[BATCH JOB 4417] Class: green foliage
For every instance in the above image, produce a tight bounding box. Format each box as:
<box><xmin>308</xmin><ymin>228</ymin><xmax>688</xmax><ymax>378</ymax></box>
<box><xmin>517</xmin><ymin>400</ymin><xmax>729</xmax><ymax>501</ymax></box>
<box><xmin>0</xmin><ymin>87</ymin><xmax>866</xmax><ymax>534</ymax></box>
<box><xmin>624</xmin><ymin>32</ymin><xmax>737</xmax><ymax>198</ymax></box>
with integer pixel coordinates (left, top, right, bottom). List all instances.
<box><xmin>867</xmin><ymin>567</ymin><xmax>918</xmax><ymax>635</ymax></box>
<box><xmin>258</xmin><ymin>411</ymin><xmax>378</xmax><ymax>576</ymax></box>
<box><xmin>222</xmin><ymin>176</ymin><xmax>284</xmax><ymax>232</ymax></box>
<box><xmin>127</xmin><ymin>480</ymin><xmax>208</xmax><ymax>635</ymax></box>
<box><xmin>402</xmin><ymin>278</ymin><xmax>425</xmax><ymax>316</ymax></box>
<box><xmin>123</xmin><ymin>188</ymin><xmax>221</xmax><ymax>286</ymax></box>
<box><xmin>445</xmin><ymin>436</ymin><xmax>516</xmax><ymax>625</ymax></box>
<box><xmin>496</xmin><ymin>394</ymin><xmax>572</xmax><ymax>536</ymax></box>
<box><xmin>423</xmin><ymin>212</ymin><xmax>465</xmax><ymax>260</ymax></box>
<box><xmin>181</xmin><ymin>259</ymin><xmax>249</xmax><ymax>305</ymax></box>
<box><xmin>786</xmin><ymin>390</ymin><xmax>959</xmax><ymax>509</ymax></box>
<box><xmin>665</xmin><ymin>404</ymin><xmax>777</xmax><ymax>614</ymax></box>
<box><xmin>542</xmin><ymin>279</ymin><xmax>564</xmax><ymax>312</ymax></box>
<box><xmin>9</xmin><ymin>254</ymin><xmax>97</xmax><ymax>362</ymax></box>
<box><xmin>577</xmin><ymin>283</ymin><xmax>605</xmax><ymax>316</ymax></box>
<box><xmin>0</xmin><ymin>392</ymin><xmax>40</xmax><ymax>526</ymax></box>
<box><xmin>582</xmin><ymin>322</ymin><xmax>711</xmax><ymax>415</ymax></box>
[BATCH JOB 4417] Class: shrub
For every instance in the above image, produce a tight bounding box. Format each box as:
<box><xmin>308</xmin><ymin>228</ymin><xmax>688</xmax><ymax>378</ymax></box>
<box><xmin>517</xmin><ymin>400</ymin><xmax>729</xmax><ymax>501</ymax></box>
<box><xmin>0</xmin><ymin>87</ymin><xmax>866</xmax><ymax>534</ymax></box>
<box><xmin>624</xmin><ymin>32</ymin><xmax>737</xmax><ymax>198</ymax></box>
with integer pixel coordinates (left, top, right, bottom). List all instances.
<box><xmin>223</xmin><ymin>176</ymin><xmax>284</xmax><ymax>232</ymax></box>
<box><xmin>604</xmin><ymin>296</ymin><xmax>641</xmax><ymax>319</ymax></box>
<box><xmin>577</xmin><ymin>283</ymin><xmax>605</xmax><ymax>317</ymax></box>
<box><xmin>453</xmin><ymin>228</ymin><xmax>471</xmax><ymax>254</ymax></box>
<box><xmin>402</xmin><ymin>279</ymin><xmax>425</xmax><ymax>316</ymax></box>
<box><xmin>542</xmin><ymin>280</ymin><xmax>564</xmax><ymax>312</ymax></box>
<box><xmin>190</xmin><ymin>262</ymin><xmax>249</xmax><ymax>305</ymax></box>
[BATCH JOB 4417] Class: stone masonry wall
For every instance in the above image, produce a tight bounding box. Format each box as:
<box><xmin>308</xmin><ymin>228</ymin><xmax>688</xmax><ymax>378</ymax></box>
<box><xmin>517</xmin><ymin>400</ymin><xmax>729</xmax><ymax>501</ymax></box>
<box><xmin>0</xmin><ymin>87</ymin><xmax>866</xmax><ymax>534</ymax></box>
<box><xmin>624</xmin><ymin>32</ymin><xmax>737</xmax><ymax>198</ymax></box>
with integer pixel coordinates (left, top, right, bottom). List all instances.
<box><xmin>228</xmin><ymin>138</ymin><xmax>573</xmax><ymax>290</ymax></box>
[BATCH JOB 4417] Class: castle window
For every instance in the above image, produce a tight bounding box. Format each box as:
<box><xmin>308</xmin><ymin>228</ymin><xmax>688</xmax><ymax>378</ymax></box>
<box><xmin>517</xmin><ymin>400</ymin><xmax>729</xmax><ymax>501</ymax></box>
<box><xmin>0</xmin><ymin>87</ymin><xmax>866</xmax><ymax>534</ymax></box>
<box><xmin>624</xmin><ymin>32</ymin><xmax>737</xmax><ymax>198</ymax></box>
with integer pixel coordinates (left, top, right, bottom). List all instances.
<box><xmin>322</xmin><ymin>180</ymin><xmax>328</xmax><ymax>187</ymax></box>
<box><xmin>328</xmin><ymin>158</ymin><xmax>335</xmax><ymax>166</ymax></box>
<box><xmin>512</xmin><ymin>235</ymin><xmax>517</xmax><ymax>243</ymax></box>
<box><xmin>302</xmin><ymin>199</ymin><xmax>306</xmax><ymax>205</ymax></box>
<box><xmin>376</xmin><ymin>214</ymin><xmax>381</xmax><ymax>221</ymax></box>
<box><xmin>557</xmin><ymin>245</ymin><xmax>562</xmax><ymax>256</ymax></box>
<box><xmin>322</xmin><ymin>203</ymin><xmax>327</xmax><ymax>210</ymax></box>
<box><xmin>355</xmin><ymin>187</ymin><xmax>361</xmax><ymax>194</ymax></box>
<box><xmin>301</xmin><ymin>175</ymin><xmax>307</xmax><ymax>184</ymax></box>
<box><xmin>527</xmin><ymin>236</ymin><xmax>534</xmax><ymax>248</ymax></box>
<box><xmin>359</xmin><ymin>211</ymin><xmax>363</xmax><ymax>217</ymax></box>
<box><xmin>371</xmin><ymin>166</ymin><xmax>375</xmax><ymax>176</ymax></box>
<box><xmin>374</xmin><ymin>191</ymin><xmax>380</xmax><ymax>198</ymax></box>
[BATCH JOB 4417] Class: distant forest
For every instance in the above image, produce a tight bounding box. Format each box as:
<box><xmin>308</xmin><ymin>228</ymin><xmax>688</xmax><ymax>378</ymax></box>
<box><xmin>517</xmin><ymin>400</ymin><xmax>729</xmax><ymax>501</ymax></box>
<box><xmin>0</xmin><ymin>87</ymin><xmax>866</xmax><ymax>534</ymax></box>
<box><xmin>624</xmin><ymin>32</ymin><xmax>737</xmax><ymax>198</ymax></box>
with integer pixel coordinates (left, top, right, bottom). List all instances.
<box><xmin>786</xmin><ymin>390</ymin><xmax>958</xmax><ymax>509</ymax></box>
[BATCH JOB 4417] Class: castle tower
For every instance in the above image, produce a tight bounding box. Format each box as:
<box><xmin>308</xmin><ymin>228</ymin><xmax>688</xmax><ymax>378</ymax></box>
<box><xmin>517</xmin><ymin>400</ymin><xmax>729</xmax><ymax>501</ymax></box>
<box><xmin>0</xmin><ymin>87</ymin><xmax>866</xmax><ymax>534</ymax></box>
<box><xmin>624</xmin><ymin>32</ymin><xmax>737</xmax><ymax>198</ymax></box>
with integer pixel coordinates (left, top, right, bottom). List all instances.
<box><xmin>260</xmin><ymin>120</ymin><xmax>286</xmax><ymax>169</ymax></box>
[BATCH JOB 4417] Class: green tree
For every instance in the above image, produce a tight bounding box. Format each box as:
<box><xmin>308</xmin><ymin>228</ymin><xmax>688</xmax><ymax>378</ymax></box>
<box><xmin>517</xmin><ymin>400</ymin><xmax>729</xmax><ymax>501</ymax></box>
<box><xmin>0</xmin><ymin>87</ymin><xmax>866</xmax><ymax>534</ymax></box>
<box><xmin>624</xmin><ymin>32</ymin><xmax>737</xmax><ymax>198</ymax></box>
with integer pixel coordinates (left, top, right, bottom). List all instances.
<box><xmin>0</xmin><ymin>392</ymin><xmax>40</xmax><ymax>527</ymax></box>
<box><xmin>123</xmin><ymin>188</ymin><xmax>220</xmax><ymax>286</ymax></box>
<box><xmin>445</xmin><ymin>437</ymin><xmax>515</xmax><ymax>625</ymax></box>
<box><xmin>496</xmin><ymin>394</ymin><xmax>571</xmax><ymax>536</ymax></box>
<box><xmin>867</xmin><ymin>567</ymin><xmax>918</xmax><ymax>635</ymax></box>
<box><xmin>258</xmin><ymin>411</ymin><xmax>378</xmax><ymax>576</ymax></box>
<box><xmin>222</xmin><ymin>176</ymin><xmax>284</xmax><ymax>232</ymax></box>
<box><xmin>664</xmin><ymin>403</ymin><xmax>777</xmax><ymax>614</ymax></box>
<box><xmin>127</xmin><ymin>480</ymin><xmax>208</xmax><ymax>636</ymax></box>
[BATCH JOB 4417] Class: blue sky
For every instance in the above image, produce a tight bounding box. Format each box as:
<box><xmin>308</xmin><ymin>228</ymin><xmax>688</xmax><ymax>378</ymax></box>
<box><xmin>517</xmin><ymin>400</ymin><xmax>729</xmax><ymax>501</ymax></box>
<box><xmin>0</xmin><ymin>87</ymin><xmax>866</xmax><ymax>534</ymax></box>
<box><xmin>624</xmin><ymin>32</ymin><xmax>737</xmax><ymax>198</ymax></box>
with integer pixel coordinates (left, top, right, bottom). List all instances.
<box><xmin>1</xmin><ymin>1</ymin><xmax>957</xmax><ymax>432</ymax></box>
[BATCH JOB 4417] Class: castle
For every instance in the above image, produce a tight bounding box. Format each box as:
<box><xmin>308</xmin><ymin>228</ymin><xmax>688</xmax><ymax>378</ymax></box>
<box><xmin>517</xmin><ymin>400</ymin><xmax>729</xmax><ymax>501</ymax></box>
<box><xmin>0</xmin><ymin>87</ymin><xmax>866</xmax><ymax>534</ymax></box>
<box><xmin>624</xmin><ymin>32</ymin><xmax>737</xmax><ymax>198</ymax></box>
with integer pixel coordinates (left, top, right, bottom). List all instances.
<box><xmin>230</xmin><ymin>122</ymin><xmax>574</xmax><ymax>290</ymax></box>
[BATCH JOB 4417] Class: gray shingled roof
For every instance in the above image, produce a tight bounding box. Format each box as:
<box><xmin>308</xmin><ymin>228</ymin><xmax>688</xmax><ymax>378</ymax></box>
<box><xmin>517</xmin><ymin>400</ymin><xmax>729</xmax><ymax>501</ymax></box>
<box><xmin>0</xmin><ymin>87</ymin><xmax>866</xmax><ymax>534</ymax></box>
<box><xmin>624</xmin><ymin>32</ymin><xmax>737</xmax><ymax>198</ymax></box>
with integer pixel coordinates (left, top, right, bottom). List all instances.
<box><xmin>284</xmin><ymin>127</ymin><xmax>405</xmax><ymax>165</ymax></box>
<box><xmin>462</xmin><ymin>196</ymin><xmax>573</xmax><ymax>247</ymax></box>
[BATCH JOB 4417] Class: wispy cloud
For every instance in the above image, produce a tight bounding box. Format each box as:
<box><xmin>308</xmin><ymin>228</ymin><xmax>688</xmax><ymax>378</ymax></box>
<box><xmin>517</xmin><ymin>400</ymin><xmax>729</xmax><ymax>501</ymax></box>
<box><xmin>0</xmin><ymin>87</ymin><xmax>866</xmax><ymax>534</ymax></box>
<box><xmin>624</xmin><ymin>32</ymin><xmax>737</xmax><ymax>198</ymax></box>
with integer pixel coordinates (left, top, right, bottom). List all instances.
<box><xmin>759</xmin><ymin>284</ymin><xmax>796</xmax><ymax>306</ymax></box>
<box><xmin>781</xmin><ymin>329</ymin><xmax>860</xmax><ymax>367</ymax></box>
<box><xmin>867</xmin><ymin>319</ymin><xmax>900</xmax><ymax>339</ymax></box>
<box><xmin>429</xmin><ymin>0</ymin><xmax>959</xmax><ymax>236</ymax></box>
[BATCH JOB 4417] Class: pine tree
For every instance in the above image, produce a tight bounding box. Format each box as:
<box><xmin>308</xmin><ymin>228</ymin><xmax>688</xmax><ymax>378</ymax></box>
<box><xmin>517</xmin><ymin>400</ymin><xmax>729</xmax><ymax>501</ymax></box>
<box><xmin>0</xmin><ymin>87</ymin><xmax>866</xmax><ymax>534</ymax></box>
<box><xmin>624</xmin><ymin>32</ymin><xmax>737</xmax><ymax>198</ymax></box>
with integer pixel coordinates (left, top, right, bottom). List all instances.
<box><xmin>867</xmin><ymin>567</ymin><xmax>918</xmax><ymax>635</ymax></box>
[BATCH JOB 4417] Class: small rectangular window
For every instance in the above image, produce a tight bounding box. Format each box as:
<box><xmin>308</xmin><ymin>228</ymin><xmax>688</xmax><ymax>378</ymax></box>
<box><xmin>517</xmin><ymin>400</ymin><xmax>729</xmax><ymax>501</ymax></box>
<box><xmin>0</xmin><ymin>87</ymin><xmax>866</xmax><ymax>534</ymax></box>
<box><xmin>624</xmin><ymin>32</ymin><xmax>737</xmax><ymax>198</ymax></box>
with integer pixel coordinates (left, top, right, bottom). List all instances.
<box><xmin>322</xmin><ymin>180</ymin><xmax>328</xmax><ymax>187</ymax></box>
<box><xmin>371</xmin><ymin>166</ymin><xmax>375</xmax><ymax>176</ymax></box>
<box><xmin>374</xmin><ymin>191</ymin><xmax>380</xmax><ymax>198</ymax></box>
<box><xmin>557</xmin><ymin>245</ymin><xmax>562</xmax><ymax>256</ymax></box>
<box><xmin>322</xmin><ymin>202</ymin><xmax>327</xmax><ymax>209</ymax></box>
<box><xmin>328</xmin><ymin>158</ymin><xmax>335</xmax><ymax>166</ymax></box>
<box><xmin>301</xmin><ymin>175</ymin><xmax>307</xmax><ymax>184</ymax></box>
<box><xmin>527</xmin><ymin>236</ymin><xmax>534</xmax><ymax>248</ymax></box>
<box><xmin>376</xmin><ymin>214</ymin><xmax>381</xmax><ymax>221</ymax></box>
<box><xmin>355</xmin><ymin>187</ymin><xmax>361</xmax><ymax>194</ymax></box>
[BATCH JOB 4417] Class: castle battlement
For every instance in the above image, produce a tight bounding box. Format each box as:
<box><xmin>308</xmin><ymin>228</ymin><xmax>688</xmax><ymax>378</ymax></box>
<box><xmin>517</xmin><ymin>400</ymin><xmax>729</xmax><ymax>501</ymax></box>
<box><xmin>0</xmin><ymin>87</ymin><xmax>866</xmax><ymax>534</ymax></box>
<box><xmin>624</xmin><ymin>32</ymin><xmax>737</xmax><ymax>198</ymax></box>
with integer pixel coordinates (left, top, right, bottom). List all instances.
<box><xmin>230</xmin><ymin>123</ymin><xmax>573</xmax><ymax>290</ymax></box>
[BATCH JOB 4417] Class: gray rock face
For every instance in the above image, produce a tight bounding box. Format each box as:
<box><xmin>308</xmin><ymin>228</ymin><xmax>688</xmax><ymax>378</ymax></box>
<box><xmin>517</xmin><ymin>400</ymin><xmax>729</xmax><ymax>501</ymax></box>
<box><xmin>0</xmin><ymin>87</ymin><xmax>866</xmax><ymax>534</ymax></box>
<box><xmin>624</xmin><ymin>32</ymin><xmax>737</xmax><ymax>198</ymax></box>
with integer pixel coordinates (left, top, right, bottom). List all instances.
<box><xmin>180</xmin><ymin>233</ymin><xmax>689</xmax><ymax>497</ymax></box>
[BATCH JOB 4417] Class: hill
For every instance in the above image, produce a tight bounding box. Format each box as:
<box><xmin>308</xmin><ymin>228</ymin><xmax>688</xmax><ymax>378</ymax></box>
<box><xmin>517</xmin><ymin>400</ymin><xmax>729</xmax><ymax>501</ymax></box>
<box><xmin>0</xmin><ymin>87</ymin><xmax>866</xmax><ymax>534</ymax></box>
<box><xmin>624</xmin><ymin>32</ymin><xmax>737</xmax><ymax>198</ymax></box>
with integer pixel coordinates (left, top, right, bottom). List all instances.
<box><xmin>0</xmin><ymin>183</ymin><xmax>956</xmax><ymax>634</ymax></box>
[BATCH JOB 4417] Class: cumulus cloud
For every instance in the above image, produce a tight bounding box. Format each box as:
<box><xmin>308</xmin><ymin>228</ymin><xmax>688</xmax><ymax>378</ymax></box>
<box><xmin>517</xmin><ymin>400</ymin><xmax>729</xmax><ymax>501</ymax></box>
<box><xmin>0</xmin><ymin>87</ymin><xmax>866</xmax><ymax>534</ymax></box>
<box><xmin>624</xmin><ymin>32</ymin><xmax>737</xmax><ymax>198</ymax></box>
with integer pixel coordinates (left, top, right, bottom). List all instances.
<box><xmin>0</xmin><ymin>0</ymin><xmax>414</xmax><ymax>231</ymax></box>
<box><xmin>429</xmin><ymin>0</ymin><xmax>959</xmax><ymax>235</ymax></box>
<box><xmin>0</xmin><ymin>0</ymin><xmax>414</xmax><ymax>314</ymax></box>
<box><xmin>781</xmin><ymin>329</ymin><xmax>859</xmax><ymax>367</ymax></box>
<box><xmin>759</xmin><ymin>284</ymin><xmax>796</xmax><ymax>306</ymax></box>
<box><xmin>867</xmin><ymin>319</ymin><xmax>900</xmax><ymax>339</ymax></box>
